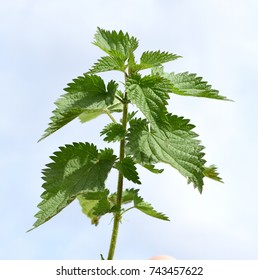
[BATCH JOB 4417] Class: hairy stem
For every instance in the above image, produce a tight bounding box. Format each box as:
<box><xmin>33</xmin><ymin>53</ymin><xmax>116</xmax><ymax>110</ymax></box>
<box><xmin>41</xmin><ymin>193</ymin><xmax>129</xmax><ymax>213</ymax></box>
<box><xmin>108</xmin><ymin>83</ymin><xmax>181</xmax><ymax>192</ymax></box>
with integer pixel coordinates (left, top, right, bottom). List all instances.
<box><xmin>107</xmin><ymin>85</ymin><xmax>128</xmax><ymax>260</ymax></box>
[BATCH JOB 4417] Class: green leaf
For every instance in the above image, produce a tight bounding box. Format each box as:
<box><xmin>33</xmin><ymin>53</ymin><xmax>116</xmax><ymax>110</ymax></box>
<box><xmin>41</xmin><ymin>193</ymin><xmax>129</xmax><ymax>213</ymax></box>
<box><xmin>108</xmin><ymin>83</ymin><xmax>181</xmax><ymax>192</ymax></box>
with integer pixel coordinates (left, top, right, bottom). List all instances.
<box><xmin>39</xmin><ymin>74</ymin><xmax>120</xmax><ymax>141</ymax></box>
<box><xmin>88</xmin><ymin>190</ymin><xmax>112</xmax><ymax>216</ymax></box>
<box><xmin>93</xmin><ymin>27</ymin><xmax>138</xmax><ymax>61</ymax></box>
<box><xmin>122</xmin><ymin>189</ymin><xmax>169</xmax><ymax>221</ymax></box>
<box><xmin>89</xmin><ymin>55</ymin><xmax>126</xmax><ymax>73</ymax></box>
<box><xmin>127</xmin><ymin>111</ymin><xmax>138</xmax><ymax>122</ymax></box>
<box><xmin>133</xmin><ymin>51</ymin><xmax>181</xmax><ymax>71</ymax></box>
<box><xmin>152</xmin><ymin>66</ymin><xmax>229</xmax><ymax>100</ymax></box>
<box><xmin>142</xmin><ymin>164</ymin><xmax>164</xmax><ymax>174</ymax></box>
<box><xmin>126</xmin><ymin>74</ymin><xmax>172</xmax><ymax>130</ymax></box>
<box><xmin>121</xmin><ymin>188</ymin><xmax>138</xmax><ymax>204</ymax></box>
<box><xmin>77</xmin><ymin>195</ymin><xmax>100</xmax><ymax>226</ymax></box>
<box><xmin>29</xmin><ymin>143</ymin><xmax>116</xmax><ymax>230</ymax></box>
<box><xmin>127</xmin><ymin>116</ymin><xmax>206</xmax><ymax>192</ymax></box>
<box><xmin>134</xmin><ymin>200</ymin><xmax>170</xmax><ymax>221</ymax></box>
<box><xmin>204</xmin><ymin>165</ymin><xmax>223</xmax><ymax>183</ymax></box>
<box><xmin>77</xmin><ymin>189</ymin><xmax>112</xmax><ymax>225</ymax></box>
<box><xmin>100</xmin><ymin>123</ymin><xmax>126</xmax><ymax>143</ymax></box>
<box><xmin>115</xmin><ymin>157</ymin><xmax>141</xmax><ymax>184</ymax></box>
<box><xmin>106</xmin><ymin>80</ymin><xmax>118</xmax><ymax>105</ymax></box>
<box><xmin>78</xmin><ymin>101</ymin><xmax>122</xmax><ymax>123</ymax></box>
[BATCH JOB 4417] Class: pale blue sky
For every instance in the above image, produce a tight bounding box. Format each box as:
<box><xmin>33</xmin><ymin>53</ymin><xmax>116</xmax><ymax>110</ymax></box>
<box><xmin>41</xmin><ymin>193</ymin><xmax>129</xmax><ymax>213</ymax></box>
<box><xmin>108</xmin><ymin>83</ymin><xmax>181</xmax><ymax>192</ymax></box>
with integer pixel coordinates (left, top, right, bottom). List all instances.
<box><xmin>1</xmin><ymin>0</ymin><xmax>258</xmax><ymax>260</ymax></box>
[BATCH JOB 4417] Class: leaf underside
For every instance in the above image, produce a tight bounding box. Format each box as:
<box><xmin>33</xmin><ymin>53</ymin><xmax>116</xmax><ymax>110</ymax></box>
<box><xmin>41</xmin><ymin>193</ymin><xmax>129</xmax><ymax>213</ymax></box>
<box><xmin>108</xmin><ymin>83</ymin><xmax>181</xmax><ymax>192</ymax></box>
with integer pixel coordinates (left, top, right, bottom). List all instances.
<box><xmin>126</xmin><ymin>74</ymin><xmax>171</xmax><ymax>131</ymax></box>
<box><xmin>152</xmin><ymin>66</ymin><xmax>229</xmax><ymax>100</ymax></box>
<box><xmin>39</xmin><ymin>75</ymin><xmax>121</xmax><ymax>141</ymax></box>
<box><xmin>127</xmin><ymin>115</ymin><xmax>206</xmax><ymax>193</ymax></box>
<box><xmin>121</xmin><ymin>189</ymin><xmax>169</xmax><ymax>221</ymax></box>
<box><xmin>29</xmin><ymin>143</ymin><xmax>116</xmax><ymax>230</ymax></box>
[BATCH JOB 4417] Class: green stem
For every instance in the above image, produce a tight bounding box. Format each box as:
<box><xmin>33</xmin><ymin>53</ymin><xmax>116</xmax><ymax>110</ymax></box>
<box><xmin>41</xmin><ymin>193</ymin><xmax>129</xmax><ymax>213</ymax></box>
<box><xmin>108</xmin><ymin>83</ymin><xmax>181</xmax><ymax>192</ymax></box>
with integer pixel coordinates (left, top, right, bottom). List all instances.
<box><xmin>107</xmin><ymin>83</ymin><xmax>128</xmax><ymax>260</ymax></box>
<box><xmin>104</xmin><ymin>109</ymin><xmax>118</xmax><ymax>124</ymax></box>
<box><xmin>121</xmin><ymin>206</ymin><xmax>135</xmax><ymax>216</ymax></box>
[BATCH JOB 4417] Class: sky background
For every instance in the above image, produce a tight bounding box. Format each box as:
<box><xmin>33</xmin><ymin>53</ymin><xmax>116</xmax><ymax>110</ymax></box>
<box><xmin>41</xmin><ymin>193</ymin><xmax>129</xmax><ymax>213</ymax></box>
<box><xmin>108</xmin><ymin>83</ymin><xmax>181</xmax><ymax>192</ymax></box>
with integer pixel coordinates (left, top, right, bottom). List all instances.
<box><xmin>1</xmin><ymin>0</ymin><xmax>258</xmax><ymax>260</ymax></box>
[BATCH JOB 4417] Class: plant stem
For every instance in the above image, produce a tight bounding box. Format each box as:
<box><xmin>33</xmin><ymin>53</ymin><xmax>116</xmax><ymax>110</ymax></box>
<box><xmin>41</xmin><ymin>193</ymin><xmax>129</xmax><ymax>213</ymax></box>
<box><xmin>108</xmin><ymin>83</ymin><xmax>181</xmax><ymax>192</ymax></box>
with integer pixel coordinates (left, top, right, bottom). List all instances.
<box><xmin>107</xmin><ymin>87</ymin><xmax>128</xmax><ymax>260</ymax></box>
<box><xmin>105</xmin><ymin>109</ymin><xmax>118</xmax><ymax>124</ymax></box>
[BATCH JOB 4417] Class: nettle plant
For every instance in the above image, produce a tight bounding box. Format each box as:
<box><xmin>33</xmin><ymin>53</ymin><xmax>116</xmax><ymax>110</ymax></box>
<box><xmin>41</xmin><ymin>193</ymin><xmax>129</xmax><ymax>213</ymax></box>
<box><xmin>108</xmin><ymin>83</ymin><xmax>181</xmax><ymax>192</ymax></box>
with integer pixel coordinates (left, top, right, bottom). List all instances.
<box><xmin>30</xmin><ymin>28</ymin><xmax>229</xmax><ymax>259</ymax></box>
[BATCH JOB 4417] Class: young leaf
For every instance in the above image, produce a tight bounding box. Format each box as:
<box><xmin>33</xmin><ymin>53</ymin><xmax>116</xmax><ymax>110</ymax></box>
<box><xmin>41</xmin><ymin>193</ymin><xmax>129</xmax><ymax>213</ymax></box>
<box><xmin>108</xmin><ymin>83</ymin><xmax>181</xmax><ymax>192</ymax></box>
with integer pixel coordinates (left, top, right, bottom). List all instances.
<box><xmin>89</xmin><ymin>55</ymin><xmax>126</xmax><ymax>73</ymax></box>
<box><xmin>127</xmin><ymin>111</ymin><xmax>138</xmax><ymax>122</ymax></box>
<box><xmin>39</xmin><ymin>74</ymin><xmax>120</xmax><ymax>141</ymax></box>
<box><xmin>132</xmin><ymin>51</ymin><xmax>181</xmax><ymax>72</ymax></box>
<box><xmin>142</xmin><ymin>164</ymin><xmax>164</xmax><ymax>174</ymax></box>
<box><xmin>153</xmin><ymin>66</ymin><xmax>229</xmax><ymax>100</ymax></box>
<box><xmin>134</xmin><ymin>200</ymin><xmax>170</xmax><ymax>221</ymax></box>
<box><xmin>100</xmin><ymin>123</ymin><xmax>126</xmax><ymax>143</ymax></box>
<box><xmin>121</xmin><ymin>188</ymin><xmax>138</xmax><ymax>204</ymax></box>
<box><xmin>127</xmin><ymin>116</ymin><xmax>206</xmax><ymax>193</ymax></box>
<box><xmin>126</xmin><ymin>74</ymin><xmax>171</xmax><ymax>130</ymax></box>
<box><xmin>204</xmin><ymin>165</ymin><xmax>223</xmax><ymax>183</ymax></box>
<box><xmin>115</xmin><ymin>157</ymin><xmax>141</xmax><ymax>184</ymax></box>
<box><xmin>29</xmin><ymin>143</ymin><xmax>116</xmax><ymax>230</ymax></box>
<box><xmin>93</xmin><ymin>27</ymin><xmax>138</xmax><ymax>61</ymax></box>
<box><xmin>122</xmin><ymin>189</ymin><xmax>169</xmax><ymax>221</ymax></box>
<box><xmin>106</xmin><ymin>80</ymin><xmax>118</xmax><ymax>105</ymax></box>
